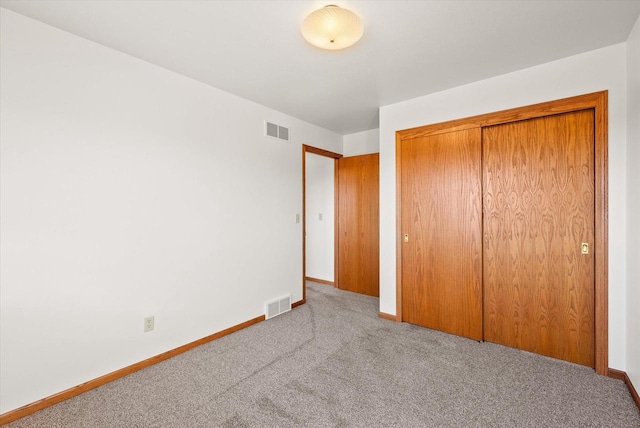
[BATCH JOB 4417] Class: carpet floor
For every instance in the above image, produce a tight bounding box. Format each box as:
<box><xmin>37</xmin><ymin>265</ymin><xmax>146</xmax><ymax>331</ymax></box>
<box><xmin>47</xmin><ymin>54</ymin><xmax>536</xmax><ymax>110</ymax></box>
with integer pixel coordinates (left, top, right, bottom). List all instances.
<box><xmin>6</xmin><ymin>281</ymin><xmax>640</xmax><ymax>427</ymax></box>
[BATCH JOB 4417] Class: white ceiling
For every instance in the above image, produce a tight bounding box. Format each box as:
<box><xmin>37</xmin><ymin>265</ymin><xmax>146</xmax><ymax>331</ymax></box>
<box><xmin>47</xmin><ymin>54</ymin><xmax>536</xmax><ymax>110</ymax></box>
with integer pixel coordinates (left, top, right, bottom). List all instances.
<box><xmin>2</xmin><ymin>0</ymin><xmax>639</xmax><ymax>135</ymax></box>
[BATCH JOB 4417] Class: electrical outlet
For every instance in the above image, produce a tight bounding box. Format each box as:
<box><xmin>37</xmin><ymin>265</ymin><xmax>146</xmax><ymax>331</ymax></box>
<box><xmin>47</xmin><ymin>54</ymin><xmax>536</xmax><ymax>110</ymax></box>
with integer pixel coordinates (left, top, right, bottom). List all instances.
<box><xmin>144</xmin><ymin>316</ymin><xmax>154</xmax><ymax>332</ymax></box>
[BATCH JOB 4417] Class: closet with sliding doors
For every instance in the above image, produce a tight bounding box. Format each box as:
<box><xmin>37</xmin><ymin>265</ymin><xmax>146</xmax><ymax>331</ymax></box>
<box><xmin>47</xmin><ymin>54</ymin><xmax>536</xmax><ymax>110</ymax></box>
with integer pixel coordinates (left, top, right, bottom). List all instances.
<box><xmin>396</xmin><ymin>91</ymin><xmax>608</xmax><ymax>374</ymax></box>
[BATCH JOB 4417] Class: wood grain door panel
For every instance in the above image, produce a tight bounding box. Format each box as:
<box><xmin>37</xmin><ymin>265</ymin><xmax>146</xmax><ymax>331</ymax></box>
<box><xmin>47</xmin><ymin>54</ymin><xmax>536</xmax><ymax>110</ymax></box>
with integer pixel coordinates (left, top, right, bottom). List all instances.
<box><xmin>482</xmin><ymin>110</ymin><xmax>595</xmax><ymax>366</ymax></box>
<box><xmin>401</xmin><ymin>128</ymin><xmax>483</xmax><ymax>341</ymax></box>
<box><xmin>337</xmin><ymin>154</ymin><xmax>379</xmax><ymax>297</ymax></box>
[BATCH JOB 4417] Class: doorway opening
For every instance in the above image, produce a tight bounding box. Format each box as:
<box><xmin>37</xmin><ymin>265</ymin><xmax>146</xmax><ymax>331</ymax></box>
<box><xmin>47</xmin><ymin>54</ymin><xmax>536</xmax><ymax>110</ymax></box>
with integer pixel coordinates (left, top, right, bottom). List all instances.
<box><xmin>302</xmin><ymin>145</ymin><xmax>342</xmax><ymax>302</ymax></box>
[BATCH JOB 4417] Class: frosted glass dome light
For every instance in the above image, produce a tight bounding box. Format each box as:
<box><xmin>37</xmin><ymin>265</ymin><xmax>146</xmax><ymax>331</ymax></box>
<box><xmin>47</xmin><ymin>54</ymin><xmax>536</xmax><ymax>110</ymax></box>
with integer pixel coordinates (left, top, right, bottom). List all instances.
<box><xmin>301</xmin><ymin>5</ymin><xmax>363</xmax><ymax>50</ymax></box>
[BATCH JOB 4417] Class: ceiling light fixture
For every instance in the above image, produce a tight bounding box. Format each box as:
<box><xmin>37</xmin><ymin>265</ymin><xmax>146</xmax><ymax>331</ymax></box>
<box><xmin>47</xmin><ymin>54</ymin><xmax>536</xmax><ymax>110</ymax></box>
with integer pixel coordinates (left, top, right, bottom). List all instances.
<box><xmin>301</xmin><ymin>5</ymin><xmax>363</xmax><ymax>50</ymax></box>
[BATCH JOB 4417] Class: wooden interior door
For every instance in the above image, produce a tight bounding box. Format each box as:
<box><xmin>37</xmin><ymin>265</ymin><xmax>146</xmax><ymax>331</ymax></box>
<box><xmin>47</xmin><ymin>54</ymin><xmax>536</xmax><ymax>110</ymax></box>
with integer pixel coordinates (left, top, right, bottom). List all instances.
<box><xmin>401</xmin><ymin>129</ymin><xmax>483</xmax><ymax>341</ymax></box>
<box><xmin>483</xmin><ymin>110</ymin><xmax>595</xmax><ymax>367</ymax></box>
<box><xmin>337</xmin><ymin>153</ymin><xmax>379</xmax><ymax>296</ymax></box>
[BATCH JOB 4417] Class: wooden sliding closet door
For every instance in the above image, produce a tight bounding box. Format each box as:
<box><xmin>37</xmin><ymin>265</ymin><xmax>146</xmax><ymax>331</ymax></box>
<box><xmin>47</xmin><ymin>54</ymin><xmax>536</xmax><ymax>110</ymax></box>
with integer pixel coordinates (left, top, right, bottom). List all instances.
<box><xmin>337</xmin><ymin>154</ymin><xmax>379</xmax><ymax>297</ymax></box>
<box><xmin>483</xmin><ymin>110</ymin><xmax>595</xmax><ymax>367</ymax></box>
<box><xmin>401</xmin><ymin>129</ymin><xmax>483</xmax><ymax>341</ymax></box>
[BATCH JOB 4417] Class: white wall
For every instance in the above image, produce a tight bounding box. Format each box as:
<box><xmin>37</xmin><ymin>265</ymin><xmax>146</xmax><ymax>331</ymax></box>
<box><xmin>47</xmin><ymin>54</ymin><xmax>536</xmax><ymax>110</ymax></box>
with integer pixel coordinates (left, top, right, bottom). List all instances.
<box><xmin>0</xmin><ymin>9</ymin><xmax>342</xmax><ymax>414</ymax></box>
<box><xmin>626</xmin><ymin>15</ymin><xmax>640</xmax><ymax>389</ymax></box>
<box><xmin>343</xmin><ymin>128</ymin><xmax>380</xmax><ymax>157</ymax></box>
<box><xmin>305</xmin><ymin>153</ymin><xmax>334</xmax><ymax>282</ymax></box>
<box><xmin>379</xmin><ymin>44</ymin><xmax>629</xmax><ymax>370</ymax></box>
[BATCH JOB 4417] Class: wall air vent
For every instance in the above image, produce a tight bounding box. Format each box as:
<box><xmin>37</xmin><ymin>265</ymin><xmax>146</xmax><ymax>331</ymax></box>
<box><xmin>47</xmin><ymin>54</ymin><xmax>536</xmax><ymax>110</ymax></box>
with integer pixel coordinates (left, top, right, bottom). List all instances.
<box><xmin>265</xmin><ymin>295</ymin><xmax>292</xmax><ymax>319</ymax></box>
<box><xmin>265</xmin><ymin>121</ymin><xmax>291</xmax><ymax>142</ymax></box>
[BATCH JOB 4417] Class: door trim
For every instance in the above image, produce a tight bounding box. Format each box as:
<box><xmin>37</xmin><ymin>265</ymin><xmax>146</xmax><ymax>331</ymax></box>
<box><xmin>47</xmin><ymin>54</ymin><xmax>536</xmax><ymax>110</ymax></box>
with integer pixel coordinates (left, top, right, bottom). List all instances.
<box><xmin>395</xmin><ymin>91</ymin><xmax>608</xmax><ymax>375</ymax></box>
<box><xmin>302</xmin><ymin>145</ymin><xmax>342</xmax><ymax>303</ymax></box>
